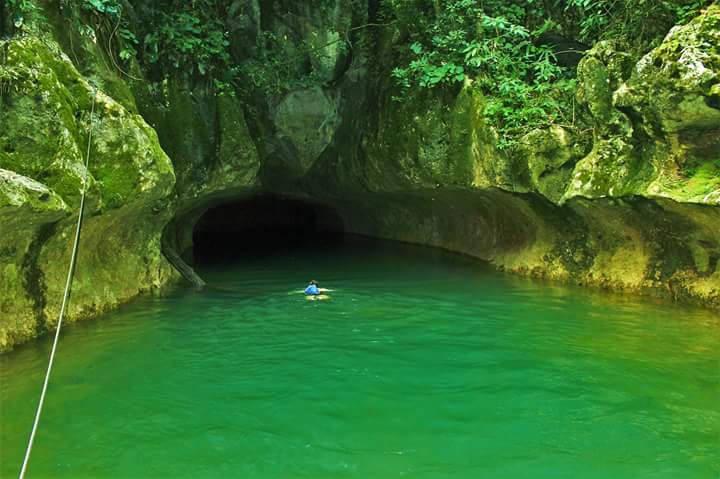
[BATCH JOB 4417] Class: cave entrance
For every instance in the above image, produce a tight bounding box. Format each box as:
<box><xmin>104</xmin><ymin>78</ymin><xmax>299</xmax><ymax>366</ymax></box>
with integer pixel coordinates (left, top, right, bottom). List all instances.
<box><xmin>191</xmin><ymin>194</ymin><xmax>346</xmax><ymax>265</ymax></box>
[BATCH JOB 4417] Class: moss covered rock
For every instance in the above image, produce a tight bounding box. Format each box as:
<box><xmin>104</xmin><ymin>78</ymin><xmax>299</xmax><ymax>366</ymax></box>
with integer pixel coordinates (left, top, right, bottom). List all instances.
<box><xmin>575</xmin><ymin>40</ymin><xmax>635</xmax><ymax>128</ymax></box>
<box><xmin>0</xmin><ymin>34</ymin><xmax>177</xmax><ymax>351</ymax></box>
<box><xmin>616</xmin><ymin>5</ymin><xmax>720</xmax><ymax>133</ymax></box>
<box><xmin>564</xmin><ymin>39</ymin><xmax>644</xmax><ymax>201</ymax></box>
<box><xmin>0</xmin><ymin>169</ymin><xmax>68</xmax><ymax>350</ymax></box>
<box><xmin>273</xmin><ymin>86</ymin><xmax>340</xmax><ymax>174</ymax></box>
<box><xmin>133</xmin><ymin>80</ymin><xmax>261</xmax><ymax>200</ymax></box>
<box><xmin>517</xmin><ymin>126</ymin><xmax>588</xmax><ymax>203</ymax></box>
<box><xmin>566</xmin><ymin>6</ymin><xmax>720</xmax><ymax>204</ymax></box>
<box><xmin>361</xmin><ymin>84</ymin><xmax>511</xmax><ymax>191</ymax></box>
<box><xmin>613</xmin><ymin>4</ymin><xmax>720</xmax><ymax>204</ymax></box>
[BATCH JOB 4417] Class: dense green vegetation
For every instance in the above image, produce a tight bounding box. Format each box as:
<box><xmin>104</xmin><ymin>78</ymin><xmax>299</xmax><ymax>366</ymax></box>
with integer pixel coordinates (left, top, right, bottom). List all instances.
<box><xmin>4</xmin><ymin>0</ymin><xmax>713</xmax><ymax>146</ymax></box>
<box><xmin>383</xmin><ymin>0</ymin><xmax>713</xmax><ymax>148</ymax></box>
<box><xmin>385</xmin><ymin>0</ymin><xmax>575</xmax><ymax>148</ymax></box>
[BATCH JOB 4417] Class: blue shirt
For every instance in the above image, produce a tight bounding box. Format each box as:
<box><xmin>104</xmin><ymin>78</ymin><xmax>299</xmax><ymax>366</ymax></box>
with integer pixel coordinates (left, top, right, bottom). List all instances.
<box><xmin>304</xmin><ymin>284</ymin><xmax>320</xmax><ymax>295</ymax></box>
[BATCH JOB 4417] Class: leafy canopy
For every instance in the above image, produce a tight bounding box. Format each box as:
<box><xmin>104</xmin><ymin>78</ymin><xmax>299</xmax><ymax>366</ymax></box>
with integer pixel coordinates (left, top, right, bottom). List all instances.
<box><xmin>385</xmin><ymin>0</ymin><xmax>577</xmax><ymax>149</ymax></box>
<box><xmin>383</xmin><ymin>0</ymin><xmax>711</xmax><ymax>149</ymax></box>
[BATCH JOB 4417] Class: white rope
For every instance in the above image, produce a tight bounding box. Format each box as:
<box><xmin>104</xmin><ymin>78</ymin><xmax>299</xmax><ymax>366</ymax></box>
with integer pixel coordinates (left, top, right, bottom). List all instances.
<box><xmin>18</xmin><ymin>86</ymin><xmax>97</xmax><ymax>479</ymax></box>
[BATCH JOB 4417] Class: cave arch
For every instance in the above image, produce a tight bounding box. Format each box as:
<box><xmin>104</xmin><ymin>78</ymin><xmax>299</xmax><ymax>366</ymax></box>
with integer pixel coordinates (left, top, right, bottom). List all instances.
<box><xmin>163</xmin><ymin>193</ymin><xmax>346</xmax><ymax>279</ymax></box>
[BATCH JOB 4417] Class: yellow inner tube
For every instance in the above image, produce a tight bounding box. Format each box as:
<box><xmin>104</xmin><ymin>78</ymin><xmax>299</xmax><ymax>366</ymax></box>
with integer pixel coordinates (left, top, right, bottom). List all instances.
<box><xmin>306</xmin><ymin>294</ymin><xmax>330</xmax><ymax>301</ymax></box>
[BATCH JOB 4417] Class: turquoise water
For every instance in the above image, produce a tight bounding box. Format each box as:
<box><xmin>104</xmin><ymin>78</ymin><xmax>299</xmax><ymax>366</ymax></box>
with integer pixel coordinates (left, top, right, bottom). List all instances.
<box><xmin>1</xmin><ymin>238</ymin><xmax>718</xmax><ymax>478</ymax></box>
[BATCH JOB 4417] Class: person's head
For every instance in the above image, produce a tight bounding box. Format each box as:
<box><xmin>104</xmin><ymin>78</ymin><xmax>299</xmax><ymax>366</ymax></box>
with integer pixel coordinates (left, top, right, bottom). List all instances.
<box><xmin>309</xmin><ymin>280</ymin><xmax>318</xmax><ymax>286</ymax></box>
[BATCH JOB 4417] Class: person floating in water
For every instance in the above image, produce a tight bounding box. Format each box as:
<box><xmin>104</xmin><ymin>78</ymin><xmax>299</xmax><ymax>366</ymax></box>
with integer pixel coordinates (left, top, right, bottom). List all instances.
<box><xmin>305</xmin><ymin>280</ymin><xmax>320</xmax><ymax>296</ymax></box>
<box><xmin>304</xmin><ymin>280</ymin><xmax>331</xmax><ymax>300</ymax></box>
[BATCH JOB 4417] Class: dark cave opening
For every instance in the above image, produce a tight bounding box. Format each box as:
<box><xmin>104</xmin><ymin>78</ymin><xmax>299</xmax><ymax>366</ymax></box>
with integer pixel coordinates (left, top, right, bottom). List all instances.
<box><xmin>191</xmin><ymin>194</ymin><xmax>346</xmax><ymax>265</ymax></box>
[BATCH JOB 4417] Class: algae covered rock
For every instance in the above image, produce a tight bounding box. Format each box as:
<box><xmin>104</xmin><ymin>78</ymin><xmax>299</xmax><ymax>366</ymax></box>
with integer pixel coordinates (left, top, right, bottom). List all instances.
<box><xmin>0</xmin><ymin>169</ymin><xmax>68</xmax><ymax>350</ymax></box>
<box><xmin>363</xmin><ymin>84</ymin><xmax>511</xmax><ymax>191</ymax></box>
<box><xmin>613</xmin><ymin>4</ymin><xmax>720</xmax><ymax>204</ymax></box>
<box><xmin>0</xmin><ymin>34</ymin><xmax>177</xmax><ymax>351</ymax></box>
<box><xmin>615</xmin><ymin>5</ymin><xmax>720</xmax><ymax>133</ymax></box>
<box><xmin>0</xmin><ymin>169</ymin><xmax>67</xmax><ymax>213</ymax></box>
<box><xmin>575</xmin><ymin>40</ymin><xmax>635</xmax><ymax>128</ymax></box>
<box><xmin>564</xmin><ymin>6</ymin><xmax>720</xmax><ymax>205</ymax></box>
<box><xmin>565</xmin><ymin>39</ymin><xmax>644</xmax><ymax>201</ymax></box>
<box><xmin>133</xmin><ymin>80</ymin><xmax>261</xmax><ymax>200</ymax></box>
<box><xmin>0</xmin><ymin>36</ymin><xmax>175</xmax><ymax>210</ymax></box>
<box><xmin>273</xmin><ymin>86</ymin><xmax>340</xmax><ymax>175</ymax></box>
<box><xmin>517</xmin><ymin>126</ymin><xmax>588</xmax><ymax>203</ymax></box>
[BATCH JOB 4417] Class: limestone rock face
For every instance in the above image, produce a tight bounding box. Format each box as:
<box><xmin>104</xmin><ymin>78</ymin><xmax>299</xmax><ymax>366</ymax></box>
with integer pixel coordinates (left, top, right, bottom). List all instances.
<box><xmin>575</xmin><ymin>40</ymin><xmax>635</xmax><ymax>129</ymax></box>
<box><xmin>229</xmin><ymin>0</ymin><xmax>360</xmax><ymax>188</ymax></box>
<box><xmin>333</xmin><ymin>190</ymin><xmax>720</xmax><ymax>308</ymax></box>
<box><xmin>134</xmin><ymin>81</ymin><xmax>261</xmax><ymax>201</ymax></box>
<box><xmin>562</xmin><ymin>39</ymin><xmax>640</xmax><ymax>200</ymax></box>
<box><xmin>564</xmin><ymin>6</ymin><xmax>720</xmax><ymax>204</ymax></box>
<box><xmin>273</xmin><ymin>87</ymin><xmax>339</xmax><ymax>174</ymax></box>
<box><xmin>617</xmin><ymin>6</ymin><xmax>720</xmax><ymax>133</ymax></box>
<box><xmin>0</xmin><ymin>169</ymin><xmax>67</xmax><ymax>213</ymax></box>
<box><xmin>517</xmin><ymin>126</ymin><xmax>588</xmax><ymax>203</ymax></box>
<box><xmin>0</xmin><ymin>36</ymin><xmax>177</xmax><ymax>351</ymax></box>
<box><xmin>134</xmin><ymin>81</ymin><xmax>263</xmax><ymax>267</ymax></box>
<box><xmin>304</xmin><ymin>6</ymin><xmax>718</xmax><ymax>309</ymax></box>
<box><xmin>258</xmin><ymin>0</ymin><xmax>353</xmax><ymax>84</ymax></box>
<box><xmin>614</xmin><ymin>4</ymin><xmax>720</xmax><ymax>204</ymax></box>
<box><xmin>0</xmin><ymin>170</ymin><xmax>68</xmax><ymax>350</ymax></box>
<box><xmin>358</xmin><ymin>85</ymin><xmax>510</xmax><ymax>191</ymax></box>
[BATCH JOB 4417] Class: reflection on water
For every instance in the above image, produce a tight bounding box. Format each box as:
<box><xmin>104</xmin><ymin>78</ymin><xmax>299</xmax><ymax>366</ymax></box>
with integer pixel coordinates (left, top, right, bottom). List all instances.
<box><xmin>1</xmin><ymin>238</ymin><xmax>718</xmax><ymax>478</ymax></box>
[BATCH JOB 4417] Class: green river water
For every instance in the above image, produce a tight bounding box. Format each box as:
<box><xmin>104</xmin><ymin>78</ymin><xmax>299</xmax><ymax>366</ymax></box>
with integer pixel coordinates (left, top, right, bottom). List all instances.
<box><xmin>1</xmin><ymin>238</ymin><xmax>718</xmax><ymax>478</ymax></box>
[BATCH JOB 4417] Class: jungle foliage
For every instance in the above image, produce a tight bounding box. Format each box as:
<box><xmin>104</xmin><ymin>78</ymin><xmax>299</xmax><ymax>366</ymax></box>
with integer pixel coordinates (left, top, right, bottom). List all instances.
<box><xmin>383</xmin><ymin>0</ymin><xmax>713</xmax><ymax>148</ymax></box>
<box><xmin>5</xmin><ymin>0</ymin><xmax>714</xmax><ymax>146</ymax></box>
<box><xmin>7</xmin><ymin>0</ymin><xmax>236</xmax><ymax>89</ymax></box>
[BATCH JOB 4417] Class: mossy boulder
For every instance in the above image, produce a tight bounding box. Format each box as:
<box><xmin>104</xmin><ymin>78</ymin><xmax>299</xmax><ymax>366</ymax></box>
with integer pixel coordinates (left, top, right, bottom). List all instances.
<box><xmin>565</xmin><ymin>7</ymin><xmax>719</xmax><ymax>205</ymax></box>
<box><xmin>0</xmin><ymin>34</ymin><xmax>177</xmax><ymax>351</ymax></box>
<box><xmin>0</xmin><ymin>169</ymin><xmax>67</xmax><ymax>213</ymax></box>
<box><xmin>273</xmin><ymin>86</ymin><xmax>340</xmax><ymax>175</ymax></box>
<box><xmin>615</xmin><ymin>5</ymin><xmax>720</xmax><ymax>133</ymax></box>
<box><xmin>0</xmin><ymin>36</ymin><xmax>175</xmax><ymax>210</ymax></box>
<box><xmin>613</xmin><ymin>4</ymin><xmax>720</xmax><ymax>204</ymax></box>
<box><xmin>563</xmin><ymin>136</ymin><xmax>651</xmax><ymax>201</ymax></box>
<box><xmin>362</xmin><ymin>83</ymin><xmax>511</xmax><ymax>191</ymax></box>
<box><xmin>575</xmin><ymin>40</ymin><xmax>635</xmax><ymax>128</ymax></box>
<box><xmin>0</xmin><ymin>169</ymin><xmax>68</xmax><ymax>350</ymax></box>
<box><xmin>517</xmin><ymin>126</ymin><xmax>588</xmax><ymax>203</ymax></box>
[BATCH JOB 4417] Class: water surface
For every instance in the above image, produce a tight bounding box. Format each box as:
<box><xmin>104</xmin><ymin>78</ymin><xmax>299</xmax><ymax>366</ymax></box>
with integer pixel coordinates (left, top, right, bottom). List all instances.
<box><xmin>1</xmin><ymin>238</ymin><xmax>718</xmax><ymax>478</ymax></box>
